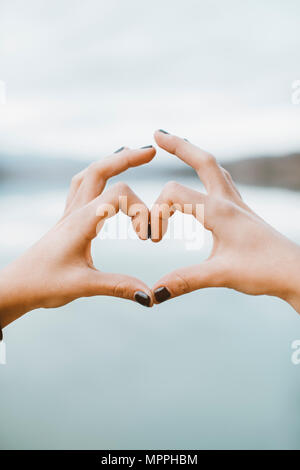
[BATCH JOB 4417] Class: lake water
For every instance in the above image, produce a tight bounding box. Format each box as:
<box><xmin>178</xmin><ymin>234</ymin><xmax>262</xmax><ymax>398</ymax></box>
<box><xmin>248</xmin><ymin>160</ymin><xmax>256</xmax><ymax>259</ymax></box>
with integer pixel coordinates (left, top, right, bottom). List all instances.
<box><xmin>0</xmin><ymin>180</ymin><xmax>300</xmax><ymax>450</ymax></box>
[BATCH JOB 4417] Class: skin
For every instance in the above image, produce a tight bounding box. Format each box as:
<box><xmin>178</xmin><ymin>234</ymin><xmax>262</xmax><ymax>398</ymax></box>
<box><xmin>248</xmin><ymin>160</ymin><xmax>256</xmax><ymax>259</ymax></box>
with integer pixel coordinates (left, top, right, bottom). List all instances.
<box><xmin>0</xmin><ymin>145</ymin><xmax>156</xmax><ymax>329</ymax></box>
<box><xmin>150</xmin><ymin>130</ymin><xmax>300</xmax><ymax>314</ymax></box>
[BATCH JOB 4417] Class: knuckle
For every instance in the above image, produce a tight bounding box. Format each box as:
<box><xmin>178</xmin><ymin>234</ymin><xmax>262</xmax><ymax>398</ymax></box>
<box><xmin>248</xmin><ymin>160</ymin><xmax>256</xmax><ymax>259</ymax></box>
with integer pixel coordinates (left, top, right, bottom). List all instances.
<box><xmin>214</xmin><ymin>198</ymin><xmax>236</xmax><ymax>217</ymax></box>
<box><xmin>172</xmin><ymin>271</ymin><xmax>190</xmax><ymax>295</ymax></box>
<box><xmin>71</xmin><ymin>173</ymin><xmax>81</xmax><ymax>185</ymax></box>
<box><xmin>164</xmin><ymin>134</ymin><xmax>183</xmax><ymax>156</ymax></box>
<box><xmin>203</xmin><ymin>152</ymin><xmax>217</xmax><ymax>167</ymax></box>
<box><xmin>113</xmin><ymin>181</ymin><xmax>129</xmax><ymax>194</ymax></box>
<box><xmin>87</xmin><ymin>161</ymin><xmax>108</xmax><ymax>179</ymax></box>
<box><xmin>206</xmin><ymin>196</ymin><xmax>221</xmax><ymax>214</ymax></box>
<box><xmin>87</xmin><ymin>161</ymin><xmax>99</xmax><ymax>175</ymax></box>
<box><xmin>71</xmin><ymin>168</ymin><xmax>86</xmax><ymax>184</ymax></box>
<box><xmin>113</xmin><ymin>280</ymin><xmax>129</xmax><ymax>299</ymax></box>
<box><xmin>163</xmin><ymin>180</ymin><xmax>180</xmax><ymax>195</ymax></box>
<box><xmin>173</xmin><ymin>136</ymin><xmax>186</xmax><ymax>156</ymax></box>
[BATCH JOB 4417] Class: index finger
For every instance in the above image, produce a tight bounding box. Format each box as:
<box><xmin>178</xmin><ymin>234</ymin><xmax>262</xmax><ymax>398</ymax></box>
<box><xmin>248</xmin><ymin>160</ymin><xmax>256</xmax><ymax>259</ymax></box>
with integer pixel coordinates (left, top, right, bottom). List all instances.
<box><xmin>154</xmin><ymin>130</ymin><xmax>228</xmax><ymax>194</ymax></box>
<box><xmin>66</xmin><ymin>146</ymin><xmax>156</xmax><ymax>213</ymax></box>
<box><xmin>94</xmin><ymin>145</ymin><xmax>156</xmax><ymax>181</ymax></box>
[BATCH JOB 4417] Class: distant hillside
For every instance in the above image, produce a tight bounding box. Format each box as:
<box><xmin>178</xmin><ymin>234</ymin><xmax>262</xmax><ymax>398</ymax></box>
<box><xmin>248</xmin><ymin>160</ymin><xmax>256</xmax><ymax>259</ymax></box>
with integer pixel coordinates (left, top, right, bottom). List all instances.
<box><xmin>1</xmin><ymin>152</ymin><xmax>300</xmax><ymax>190</ymax></box>
<box><xmin>0</xmin><ymin>155</ymin><xmax>85</xmax><ymax>185</ymax></box>
<box><xmin>223</xmin><ymin>153</ymin><xmax>300</xmax><ymax>190</ymax></box>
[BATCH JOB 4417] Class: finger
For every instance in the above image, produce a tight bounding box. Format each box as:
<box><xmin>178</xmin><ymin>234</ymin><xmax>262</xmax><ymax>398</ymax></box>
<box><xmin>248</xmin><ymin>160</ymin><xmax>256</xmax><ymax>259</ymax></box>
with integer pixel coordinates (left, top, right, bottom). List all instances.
<box><xmin>220</xmin><ymin>166</ymin><xmax>258</xmax><ymax>216</ymax></box>
<box><xmin>152</xmin><ymin>259</ymin><xmax>223</xmax><ymax>303</ymax></box>
<box><xmin>64</xmin><ymin>168</ymin><xmax>87</xmax><ymax>213</ymax></box>
<box><xmin>150</xmin><ymin>181</ymin><xmax>207</xmax><ymax>242</ymax></box>
<box><xmin>154</xmin><ymin>130</ymin><xmax>230</xmax><ymax>194</ymax></box>
<box><xmin>67</xmin><ymin>146</ymin><xmax>156</xmax><ymax>213</ymax></box>
<box><xmin>220</xmin><ymin>167</ymin><xmax>243</xmax><ymax>200</ymax></box>
<box><xmin>84</xmin><ymin>268</ymin><xmax>154</xmax><ymax>307</ymax></box>
<box><xmin>81</xmin><ymin>182</ymin><xmax>150</xmax><ymax>241</ymax></box>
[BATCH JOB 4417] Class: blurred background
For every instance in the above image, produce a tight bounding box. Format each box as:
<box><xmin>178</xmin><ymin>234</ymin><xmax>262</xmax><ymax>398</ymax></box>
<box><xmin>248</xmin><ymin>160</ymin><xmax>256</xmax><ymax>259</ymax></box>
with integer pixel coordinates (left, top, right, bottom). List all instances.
<box><xmin>1</xmin><ymin>0</ymin><xmax>300</xmax><ymax>450</ymax></box>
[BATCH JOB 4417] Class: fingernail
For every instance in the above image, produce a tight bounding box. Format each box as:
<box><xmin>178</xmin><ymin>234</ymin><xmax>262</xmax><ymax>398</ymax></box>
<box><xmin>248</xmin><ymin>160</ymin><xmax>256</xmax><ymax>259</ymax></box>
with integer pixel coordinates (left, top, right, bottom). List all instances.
<box><xmin>140</xmin><ymin>145</ymin><xmax>153</xmax><ymax>149</ymax></box>
<box><xmin>134</xmin><ymin>291</ymin><xmax>151</xmax><ymax>307</ymax></box>
<box><xmin>114</xmin><ymin>146</ymin><xmax>125</xmax><ymax>153</ymax></box>
<box><xmin>183</xmin><ymin>138</ymin><xmax>189</xmax><ymax>142</ymax></box>
<box><xmin>158</xmin><ymin>129</ymin><xmax>169</xmax><ymax>134</ymax></box>
<box><xmin>154</xmin><ymin>287</ymin><xmax>171</xmax><ymax>303</ymax></box>
<box><xmin>147</xmin><ymin>223</ymin><xmax>151</xmax><ymax>239</ymax></box>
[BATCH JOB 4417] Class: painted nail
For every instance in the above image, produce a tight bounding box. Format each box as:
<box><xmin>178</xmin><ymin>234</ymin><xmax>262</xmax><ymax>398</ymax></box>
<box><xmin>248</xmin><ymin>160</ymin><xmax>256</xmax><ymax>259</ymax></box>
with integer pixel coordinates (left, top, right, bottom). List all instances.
<box><xmin>183</xmin><ymin>138</ymin><xmax>189</xmax><ymax>142</ymax></box>
<box><xmin>114</xmin><ymin>146</ymin><xmax>125</xmax><ymax>153</ymax></box>
<box><xmin>134</xmin><ymin>291</ymin><xmax>151</xmax><ymax>307</ymax></box>
<box><xmin>147</xmin><ymin>223</ymin><xmax>151</xmax><ymax>239</ymax></box>
<box><xmin>140</xmin><ymin>145</ymin><xmax>153</xmax><ymax>149</ymax></box>
<box><xmin>158</xmin><ymin>129</ymin><xmax>169</xmax><ymax>134</ymax></box>
<box><xmin>154</xmin><ymin>287</ymin><xmax>171</xmax><ymax>303</ymax></box>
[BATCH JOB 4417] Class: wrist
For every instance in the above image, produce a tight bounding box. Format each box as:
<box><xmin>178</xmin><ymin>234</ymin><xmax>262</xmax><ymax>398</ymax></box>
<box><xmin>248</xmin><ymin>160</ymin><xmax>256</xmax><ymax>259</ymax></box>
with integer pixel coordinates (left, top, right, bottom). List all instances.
<box><xmin>284</xmin><ymin>283</ymin><xmax>300</xmax><ymax>316</ymax></box>
<box><xmin>275</xmin><ymin>241</ymin><xmax>300</xmax><ymax>314</ymax></box>
<box><xmin>0</xmin><ymin>259</ymin><xmax>40</xmax><ymax>329</ymax></box>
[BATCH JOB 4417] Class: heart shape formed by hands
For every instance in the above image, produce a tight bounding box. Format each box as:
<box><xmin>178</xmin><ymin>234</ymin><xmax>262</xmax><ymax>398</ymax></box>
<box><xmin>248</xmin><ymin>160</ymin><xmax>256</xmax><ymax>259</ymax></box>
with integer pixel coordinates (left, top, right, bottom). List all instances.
<box><xmin>18</xmin><ymin>129</ymin><xmax>286</xmax><ymax>320</ymax></box>
<box><xmin>78</xmin><ymin>128</ymin><xmax>256</xmax><ymax>309</ymax></box>
<box><xmin>1</xmin><ymin>128</ymin><xmax>297</xmax><ymax>334</ymax></box>
<box><xmin>57</xmin><ymin>128</ymin><xmax>276</xmax><ymax>312</ymax></box>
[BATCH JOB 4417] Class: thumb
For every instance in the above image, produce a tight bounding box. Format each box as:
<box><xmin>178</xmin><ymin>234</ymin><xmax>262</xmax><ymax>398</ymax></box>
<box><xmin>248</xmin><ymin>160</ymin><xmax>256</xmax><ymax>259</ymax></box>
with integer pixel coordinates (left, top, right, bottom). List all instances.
<box><xmin>84</xmin><ymin>268</ymin><xmax>154</xmax><ymax>307</ymax></box>
<box><xmin>152</xmin><ymin>260</ymin><xmax>223</xmax><ymax>303</ymax></box>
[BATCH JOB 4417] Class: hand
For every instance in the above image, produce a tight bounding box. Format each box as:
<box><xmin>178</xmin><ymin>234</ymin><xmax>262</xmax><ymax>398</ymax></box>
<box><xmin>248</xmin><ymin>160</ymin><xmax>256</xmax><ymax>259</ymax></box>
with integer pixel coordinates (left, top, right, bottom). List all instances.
<box><xmin>0</xmin><ymin>145</ymin><xmax>156</xmax><ymax>329</ymax></box>
<box><xmin>150</xmin><ymin>130</ymin><xmax>300</xmax><ymax>314</ymax></box>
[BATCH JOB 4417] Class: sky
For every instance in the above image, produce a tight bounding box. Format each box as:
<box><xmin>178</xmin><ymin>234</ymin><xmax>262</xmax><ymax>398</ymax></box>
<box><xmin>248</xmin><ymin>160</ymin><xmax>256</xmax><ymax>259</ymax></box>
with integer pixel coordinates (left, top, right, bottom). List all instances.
<box><xmin>0</xmin><ymin>0</ymin><xmax>300</xmax><ymax>161</ymax></box>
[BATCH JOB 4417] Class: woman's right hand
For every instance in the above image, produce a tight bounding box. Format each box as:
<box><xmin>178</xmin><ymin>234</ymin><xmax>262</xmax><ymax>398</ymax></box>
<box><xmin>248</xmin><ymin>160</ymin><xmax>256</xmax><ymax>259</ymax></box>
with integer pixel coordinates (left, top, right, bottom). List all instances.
<box><xmin>150</xmin><ymin>130</ymin><xmax>300</xmax><ymax>314</ymax></box>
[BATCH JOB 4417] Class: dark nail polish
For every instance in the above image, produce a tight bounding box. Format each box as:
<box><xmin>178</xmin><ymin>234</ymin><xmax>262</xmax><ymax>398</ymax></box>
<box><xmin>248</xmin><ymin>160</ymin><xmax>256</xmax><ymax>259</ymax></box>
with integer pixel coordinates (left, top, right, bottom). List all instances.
<box><xmin>114</xmin><ymin>146</ymin><xmax>125</xmax><ymax>153</ymax></box>
<box><xmin>134</xmin><ymin>291</ymin><xmax>151</xmax><ymax>307</ymax></box>
<box><xmin>140</xmin><ymin>145</ymin><xmax>153</xmax><ymax>149</ymax></box>
<box><xmin>159</xmin><ymin>129</ymin><xmax>169</xmax><ymax>134</ymax></box>
<box><xmin>154</xmin><ymin>287</ymin><xmax>171</xmax><ymax>303</ymax></box>
<box><xmin>147</xmin><ymin>223</ymin><xmax>151</xmax><ymax>239</ymax></box>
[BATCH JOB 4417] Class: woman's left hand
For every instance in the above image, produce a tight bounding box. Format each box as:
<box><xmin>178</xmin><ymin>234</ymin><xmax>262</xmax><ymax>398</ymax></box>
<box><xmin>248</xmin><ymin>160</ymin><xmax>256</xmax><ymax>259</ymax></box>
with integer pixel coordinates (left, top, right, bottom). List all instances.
<box><xmin>0</xmin><ymin>145</ymin><xmax>156</xmax><ymax>329</ymax></box>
